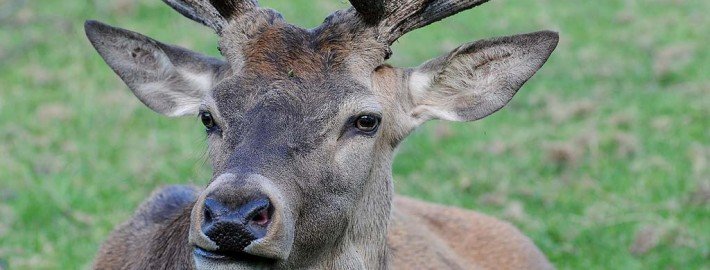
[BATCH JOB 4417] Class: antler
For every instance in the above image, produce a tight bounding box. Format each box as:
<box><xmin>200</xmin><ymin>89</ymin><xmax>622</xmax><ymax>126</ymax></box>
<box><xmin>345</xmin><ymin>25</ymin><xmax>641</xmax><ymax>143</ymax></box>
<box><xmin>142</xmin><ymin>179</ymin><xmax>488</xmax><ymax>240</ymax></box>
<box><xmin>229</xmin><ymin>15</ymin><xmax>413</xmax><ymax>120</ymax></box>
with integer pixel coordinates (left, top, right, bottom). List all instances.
<box><xmin>348</xmin><ymin>0</ymin><xmax>491</xmax><ymax>44</ymax></box>
<box><xmin>162</xmin><ymin>0</ymin><xmax>259</xmax><ymax>33</ymax></box>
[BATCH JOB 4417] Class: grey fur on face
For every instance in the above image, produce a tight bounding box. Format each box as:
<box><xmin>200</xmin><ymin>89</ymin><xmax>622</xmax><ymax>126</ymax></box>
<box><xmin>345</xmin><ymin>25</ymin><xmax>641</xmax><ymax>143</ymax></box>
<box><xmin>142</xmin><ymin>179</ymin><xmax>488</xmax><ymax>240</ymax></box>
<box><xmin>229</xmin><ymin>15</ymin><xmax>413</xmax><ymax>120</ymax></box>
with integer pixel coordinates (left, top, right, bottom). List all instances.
<box><xmin>87</xmin><ymin>0</ymin><xmax>559</xmax><ymax>269</ymax></box>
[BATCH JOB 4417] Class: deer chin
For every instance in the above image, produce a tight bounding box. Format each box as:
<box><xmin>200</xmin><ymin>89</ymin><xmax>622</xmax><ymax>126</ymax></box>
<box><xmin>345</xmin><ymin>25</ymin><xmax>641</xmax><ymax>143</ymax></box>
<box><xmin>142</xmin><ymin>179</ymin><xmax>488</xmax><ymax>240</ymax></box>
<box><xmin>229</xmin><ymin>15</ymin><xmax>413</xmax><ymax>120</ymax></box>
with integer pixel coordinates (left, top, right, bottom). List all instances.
<box><xmin>189</xmin><ymin>174</ymin><xmax>295</xmax><ymax>267</ymax></box>
<box><xmin>193</xmin><ymin>249</ymin><xmax>273</xmax><ymax>270</ymax></box>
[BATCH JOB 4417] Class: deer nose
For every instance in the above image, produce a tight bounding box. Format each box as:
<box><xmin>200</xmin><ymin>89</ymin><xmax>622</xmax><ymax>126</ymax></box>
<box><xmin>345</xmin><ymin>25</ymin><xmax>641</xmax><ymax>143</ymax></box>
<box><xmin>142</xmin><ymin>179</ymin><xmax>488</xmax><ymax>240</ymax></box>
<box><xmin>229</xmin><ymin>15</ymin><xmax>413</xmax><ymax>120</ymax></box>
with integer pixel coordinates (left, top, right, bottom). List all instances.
<box><xmin>202</xmin><ymin>196</ymin><xmax>272</xmax><ymax>253</ymax></box>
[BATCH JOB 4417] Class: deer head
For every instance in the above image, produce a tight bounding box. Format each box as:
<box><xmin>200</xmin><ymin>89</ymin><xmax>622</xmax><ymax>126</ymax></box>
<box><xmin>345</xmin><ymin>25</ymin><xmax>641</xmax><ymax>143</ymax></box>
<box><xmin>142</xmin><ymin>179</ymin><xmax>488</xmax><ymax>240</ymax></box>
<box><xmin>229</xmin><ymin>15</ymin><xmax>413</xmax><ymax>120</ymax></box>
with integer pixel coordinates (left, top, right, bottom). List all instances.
<box><xmin>85</xmin><ymin>0</ymin><xmax>558</xmax><ymax>268</ymax></box>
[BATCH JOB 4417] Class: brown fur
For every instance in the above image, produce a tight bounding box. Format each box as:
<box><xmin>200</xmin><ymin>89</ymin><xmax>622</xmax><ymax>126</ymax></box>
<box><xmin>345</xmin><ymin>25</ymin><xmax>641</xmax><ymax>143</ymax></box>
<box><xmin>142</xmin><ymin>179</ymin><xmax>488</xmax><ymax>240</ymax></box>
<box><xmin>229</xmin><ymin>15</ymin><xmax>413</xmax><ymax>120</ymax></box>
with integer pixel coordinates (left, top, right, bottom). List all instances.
<box><xmin>94</xmin><ymin>187</ymin><xmax>196</xmax><ymax>269</ymax></box>
<box><xmin>389</xmin><ymin>197</ymin><xmax>552</xmax><ymax>269</ymax></box>
<box><xmin>94</xmin><ymin>186</ymin><xmax>550</xmax><ymax>269</ymax></box>
<box><xmin>86</xmin><ymin>1</ymin><xmax>559</xmax><ymax>269</ymax></box>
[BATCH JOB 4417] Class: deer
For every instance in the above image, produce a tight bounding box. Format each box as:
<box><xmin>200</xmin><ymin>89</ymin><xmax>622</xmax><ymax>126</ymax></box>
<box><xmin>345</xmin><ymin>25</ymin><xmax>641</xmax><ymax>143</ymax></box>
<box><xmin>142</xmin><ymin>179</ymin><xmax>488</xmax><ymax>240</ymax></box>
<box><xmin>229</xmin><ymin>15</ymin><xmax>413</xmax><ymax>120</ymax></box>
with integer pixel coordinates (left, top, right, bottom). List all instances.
<box><xmin>85</xmin><ymin>0</ymin><xmax>559</xmax><ymax>269</ymax></box>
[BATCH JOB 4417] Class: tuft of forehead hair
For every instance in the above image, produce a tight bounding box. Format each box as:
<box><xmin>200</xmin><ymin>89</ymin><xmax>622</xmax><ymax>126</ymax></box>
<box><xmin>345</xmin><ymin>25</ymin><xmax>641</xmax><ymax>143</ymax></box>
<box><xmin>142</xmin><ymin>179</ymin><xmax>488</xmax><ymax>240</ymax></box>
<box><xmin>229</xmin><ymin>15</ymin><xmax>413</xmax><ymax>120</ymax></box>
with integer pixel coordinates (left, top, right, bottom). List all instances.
<box><xmin>212</xmin><ymin>72</ymin><xmax>371</xmax><ymax>124</ymax></box>
<box><xmin>208</xmin><ymin>0</ymin><xmax>258</xmax><ymax>20</ymax></box>
<box><xmin>217</xmin><ymin>9</ymin><xmax>387</xmax><ymax>82</ymax></box>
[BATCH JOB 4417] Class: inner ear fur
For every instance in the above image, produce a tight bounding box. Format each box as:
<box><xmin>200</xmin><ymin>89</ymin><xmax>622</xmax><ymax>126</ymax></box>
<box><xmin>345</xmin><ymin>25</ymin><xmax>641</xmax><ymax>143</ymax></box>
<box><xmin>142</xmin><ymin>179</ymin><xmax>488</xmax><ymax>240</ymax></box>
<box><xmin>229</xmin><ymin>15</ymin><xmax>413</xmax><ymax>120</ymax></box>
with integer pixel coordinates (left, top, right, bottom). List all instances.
<box><xmin>408</xmin><ymin>31</ymin><xmax>559</xmax><ymax>123</ymax></box>
<box><xmin>84</xmin><ymin>20</ymin><xmax>229</xmax><ymax>117</ymax></box>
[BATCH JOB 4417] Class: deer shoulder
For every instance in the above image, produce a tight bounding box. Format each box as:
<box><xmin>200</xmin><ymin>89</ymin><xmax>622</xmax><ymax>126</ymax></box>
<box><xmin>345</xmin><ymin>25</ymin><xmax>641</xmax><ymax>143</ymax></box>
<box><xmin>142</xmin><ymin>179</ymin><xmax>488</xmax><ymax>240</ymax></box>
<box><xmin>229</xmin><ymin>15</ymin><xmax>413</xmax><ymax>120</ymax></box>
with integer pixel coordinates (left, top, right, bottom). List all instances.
<box><xmin>93</xmin><ymin>185</ymin><xmax>197</xmax><ymax>270</ymax></box>
<box><xmin>389</xmin><ymin>196</ymin><xmax>553</xmax><ymax>270</ymax></box>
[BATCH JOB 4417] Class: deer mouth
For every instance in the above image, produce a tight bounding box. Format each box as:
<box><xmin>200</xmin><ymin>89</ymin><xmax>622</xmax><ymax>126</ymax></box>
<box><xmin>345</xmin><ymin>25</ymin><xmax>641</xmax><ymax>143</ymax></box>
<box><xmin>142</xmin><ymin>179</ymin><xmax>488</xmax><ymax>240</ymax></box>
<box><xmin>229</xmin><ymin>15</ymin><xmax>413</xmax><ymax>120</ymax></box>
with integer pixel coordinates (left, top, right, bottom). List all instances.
<box><xmin>193</xmin><ymin>246</ymin><xmax>276</xmax><ymax>265</ymax></box>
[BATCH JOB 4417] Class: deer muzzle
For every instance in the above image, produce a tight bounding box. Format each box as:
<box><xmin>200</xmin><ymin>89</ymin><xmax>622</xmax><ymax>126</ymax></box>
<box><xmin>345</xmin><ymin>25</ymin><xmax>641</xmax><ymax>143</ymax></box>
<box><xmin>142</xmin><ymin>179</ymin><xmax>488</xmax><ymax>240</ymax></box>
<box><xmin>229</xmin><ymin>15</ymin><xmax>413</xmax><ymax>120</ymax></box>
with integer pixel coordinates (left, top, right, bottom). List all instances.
<box><xmin>189</xmin><ymin>173</ymin><xmax>294</xmax><ymax>268</ymax></box>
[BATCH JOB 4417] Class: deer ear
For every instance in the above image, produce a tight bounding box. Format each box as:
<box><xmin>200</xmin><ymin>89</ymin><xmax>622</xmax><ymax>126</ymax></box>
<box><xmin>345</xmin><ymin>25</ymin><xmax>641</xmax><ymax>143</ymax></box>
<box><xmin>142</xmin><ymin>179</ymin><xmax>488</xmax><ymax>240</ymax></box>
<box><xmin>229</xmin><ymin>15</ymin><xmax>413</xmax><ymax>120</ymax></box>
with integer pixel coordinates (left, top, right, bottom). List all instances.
<box><xmin>84</xmin><ymin>20</ymin><xmax>228</xmax><ymax>117</ymax></box>
<box><xmin>407</xmin><ymin>31</ymin><xmax>558</xmax><ymax>123</ymax></box>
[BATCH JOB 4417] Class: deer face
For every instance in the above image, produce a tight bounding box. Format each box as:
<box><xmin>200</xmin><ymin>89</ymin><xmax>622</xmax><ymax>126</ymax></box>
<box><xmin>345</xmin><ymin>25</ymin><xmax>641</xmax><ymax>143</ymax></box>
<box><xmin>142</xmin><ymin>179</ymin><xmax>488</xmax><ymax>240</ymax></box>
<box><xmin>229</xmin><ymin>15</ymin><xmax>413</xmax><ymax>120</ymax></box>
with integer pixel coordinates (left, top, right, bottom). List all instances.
<box><xmin>189</xmin><ymin>27</ymin><xmax>393</xmax><ymax>267</ymax></box>
<box><xmin>85</xmin><ymin>0</ymin><xmax>558</xmax><ymax>268</ymax></box>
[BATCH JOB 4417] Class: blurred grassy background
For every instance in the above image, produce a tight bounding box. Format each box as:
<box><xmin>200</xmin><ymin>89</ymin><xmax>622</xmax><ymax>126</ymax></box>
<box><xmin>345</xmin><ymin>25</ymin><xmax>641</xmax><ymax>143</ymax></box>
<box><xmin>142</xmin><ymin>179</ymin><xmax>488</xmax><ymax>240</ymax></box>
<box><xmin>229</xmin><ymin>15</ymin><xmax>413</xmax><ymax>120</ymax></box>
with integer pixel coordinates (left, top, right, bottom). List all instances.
<box><xmin>0</xmin><ymin>0</ymin><xmax>708</xmax><ymax>269</ymax></box>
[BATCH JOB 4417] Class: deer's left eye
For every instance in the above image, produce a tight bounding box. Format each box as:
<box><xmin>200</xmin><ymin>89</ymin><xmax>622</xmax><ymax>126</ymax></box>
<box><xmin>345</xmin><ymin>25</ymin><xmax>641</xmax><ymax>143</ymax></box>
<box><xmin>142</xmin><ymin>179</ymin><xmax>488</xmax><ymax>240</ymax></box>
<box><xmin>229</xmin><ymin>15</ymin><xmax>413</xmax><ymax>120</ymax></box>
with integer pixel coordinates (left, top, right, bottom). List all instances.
<box><xmin>355</xmin><ymin>115</ymin><xmax>380</xmax><ymax>133</ymax></box>
<box><xmin>199</xmin><ymin>111</ymin><xmax>217</xmax><ymax>130</ymax></box>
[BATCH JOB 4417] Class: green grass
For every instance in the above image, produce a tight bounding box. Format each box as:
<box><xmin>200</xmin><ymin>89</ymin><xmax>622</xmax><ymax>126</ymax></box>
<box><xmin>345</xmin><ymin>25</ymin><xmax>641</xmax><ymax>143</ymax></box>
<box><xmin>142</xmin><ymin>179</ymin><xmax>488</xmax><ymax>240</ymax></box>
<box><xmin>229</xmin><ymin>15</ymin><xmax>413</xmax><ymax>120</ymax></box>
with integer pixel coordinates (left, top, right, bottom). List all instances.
<box><xmin>0</xmin><ymin>0</ymin><xmax>708</xmax><ymax>269</ymax></box>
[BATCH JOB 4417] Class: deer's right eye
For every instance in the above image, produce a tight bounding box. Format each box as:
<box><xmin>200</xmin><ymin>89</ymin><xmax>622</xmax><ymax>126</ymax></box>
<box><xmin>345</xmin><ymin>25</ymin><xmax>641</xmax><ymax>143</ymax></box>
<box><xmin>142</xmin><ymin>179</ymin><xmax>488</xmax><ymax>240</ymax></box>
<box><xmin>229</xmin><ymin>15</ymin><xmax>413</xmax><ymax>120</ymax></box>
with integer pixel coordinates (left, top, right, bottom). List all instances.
<box><xmin>199</xmin><ymin>111</ymin><xmax>217</xmax><ymax>131</ymax></box>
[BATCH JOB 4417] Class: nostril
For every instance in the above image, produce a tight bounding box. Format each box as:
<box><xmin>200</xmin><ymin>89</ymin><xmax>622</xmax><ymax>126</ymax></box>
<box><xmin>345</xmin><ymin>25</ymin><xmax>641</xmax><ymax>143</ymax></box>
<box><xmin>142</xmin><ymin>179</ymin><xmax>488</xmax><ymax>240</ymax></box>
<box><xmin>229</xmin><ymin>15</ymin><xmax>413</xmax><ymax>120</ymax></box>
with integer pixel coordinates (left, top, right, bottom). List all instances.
<box><xmin>250</xmin><ymin>206</ymin><xmax>271</xmax><ymax>227</ymax></box>
<box><xmin>242</xmin><ymin>198</ymin><xmax>272</xmax><ymax>227</ymax></box>
<box><xmin>203</xmin><ymin>206</ymin><xmax>213</xmax><ymax>224</ymax></box>
<box><xmin>203</xmin><ymin>197</ymin><xmax>228</xmax><ymax>227</ymax></box>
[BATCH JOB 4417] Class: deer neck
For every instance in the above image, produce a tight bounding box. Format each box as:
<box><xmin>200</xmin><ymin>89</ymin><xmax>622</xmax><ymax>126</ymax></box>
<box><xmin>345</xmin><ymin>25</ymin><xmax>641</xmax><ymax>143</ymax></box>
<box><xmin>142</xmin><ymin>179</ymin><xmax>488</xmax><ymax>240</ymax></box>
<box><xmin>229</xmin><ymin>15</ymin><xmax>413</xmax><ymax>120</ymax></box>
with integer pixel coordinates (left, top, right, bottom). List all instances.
<box><xmin>339</xmin><ymin>153</ymin><xmax>394</xmax><ymax>269</ymax></box>
<box><xmin>351</xmin><ymin>155</ymin><xmax>394</xmax><ymax>268</ymax></box>
<box><xmin>287</xmin><ymin>154</ymin><xmax>394</xmax><ymax>269</ymax></box>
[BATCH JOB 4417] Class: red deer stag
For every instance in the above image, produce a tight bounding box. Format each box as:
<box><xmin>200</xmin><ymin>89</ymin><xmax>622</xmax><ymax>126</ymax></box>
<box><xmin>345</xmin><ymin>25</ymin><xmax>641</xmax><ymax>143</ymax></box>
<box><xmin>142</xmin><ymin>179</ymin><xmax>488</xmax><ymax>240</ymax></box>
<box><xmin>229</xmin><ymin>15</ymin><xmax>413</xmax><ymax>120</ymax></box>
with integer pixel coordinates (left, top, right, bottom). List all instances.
<box><xmin>85</xmin><ymin>0</ymin><xmax>558</xmax><ymax>269</ymax></box>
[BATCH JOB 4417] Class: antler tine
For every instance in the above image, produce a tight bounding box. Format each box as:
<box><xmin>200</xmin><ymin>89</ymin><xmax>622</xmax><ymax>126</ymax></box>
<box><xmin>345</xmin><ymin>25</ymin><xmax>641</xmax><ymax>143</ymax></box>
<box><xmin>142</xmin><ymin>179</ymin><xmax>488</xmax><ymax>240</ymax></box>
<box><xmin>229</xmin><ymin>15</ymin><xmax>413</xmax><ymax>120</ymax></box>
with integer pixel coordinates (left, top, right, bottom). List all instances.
<box><xmin>163</xmin><ymin>0</ymin><xmax>259</xmax><ymax>33</ymax></box>
<box><xmin>348</xmin><ymin>0</ymin><xmax>492</xmax><ymax>44</ymax></box>
<box><xmin>348</xmin><ymin>0</ymin><xmax>385</xmax><ymax>24</ymax></box>
<box><xmin>207</xmin><ymin>0</ymin><xmax>259</xmax><ymax>20</ymax></box>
